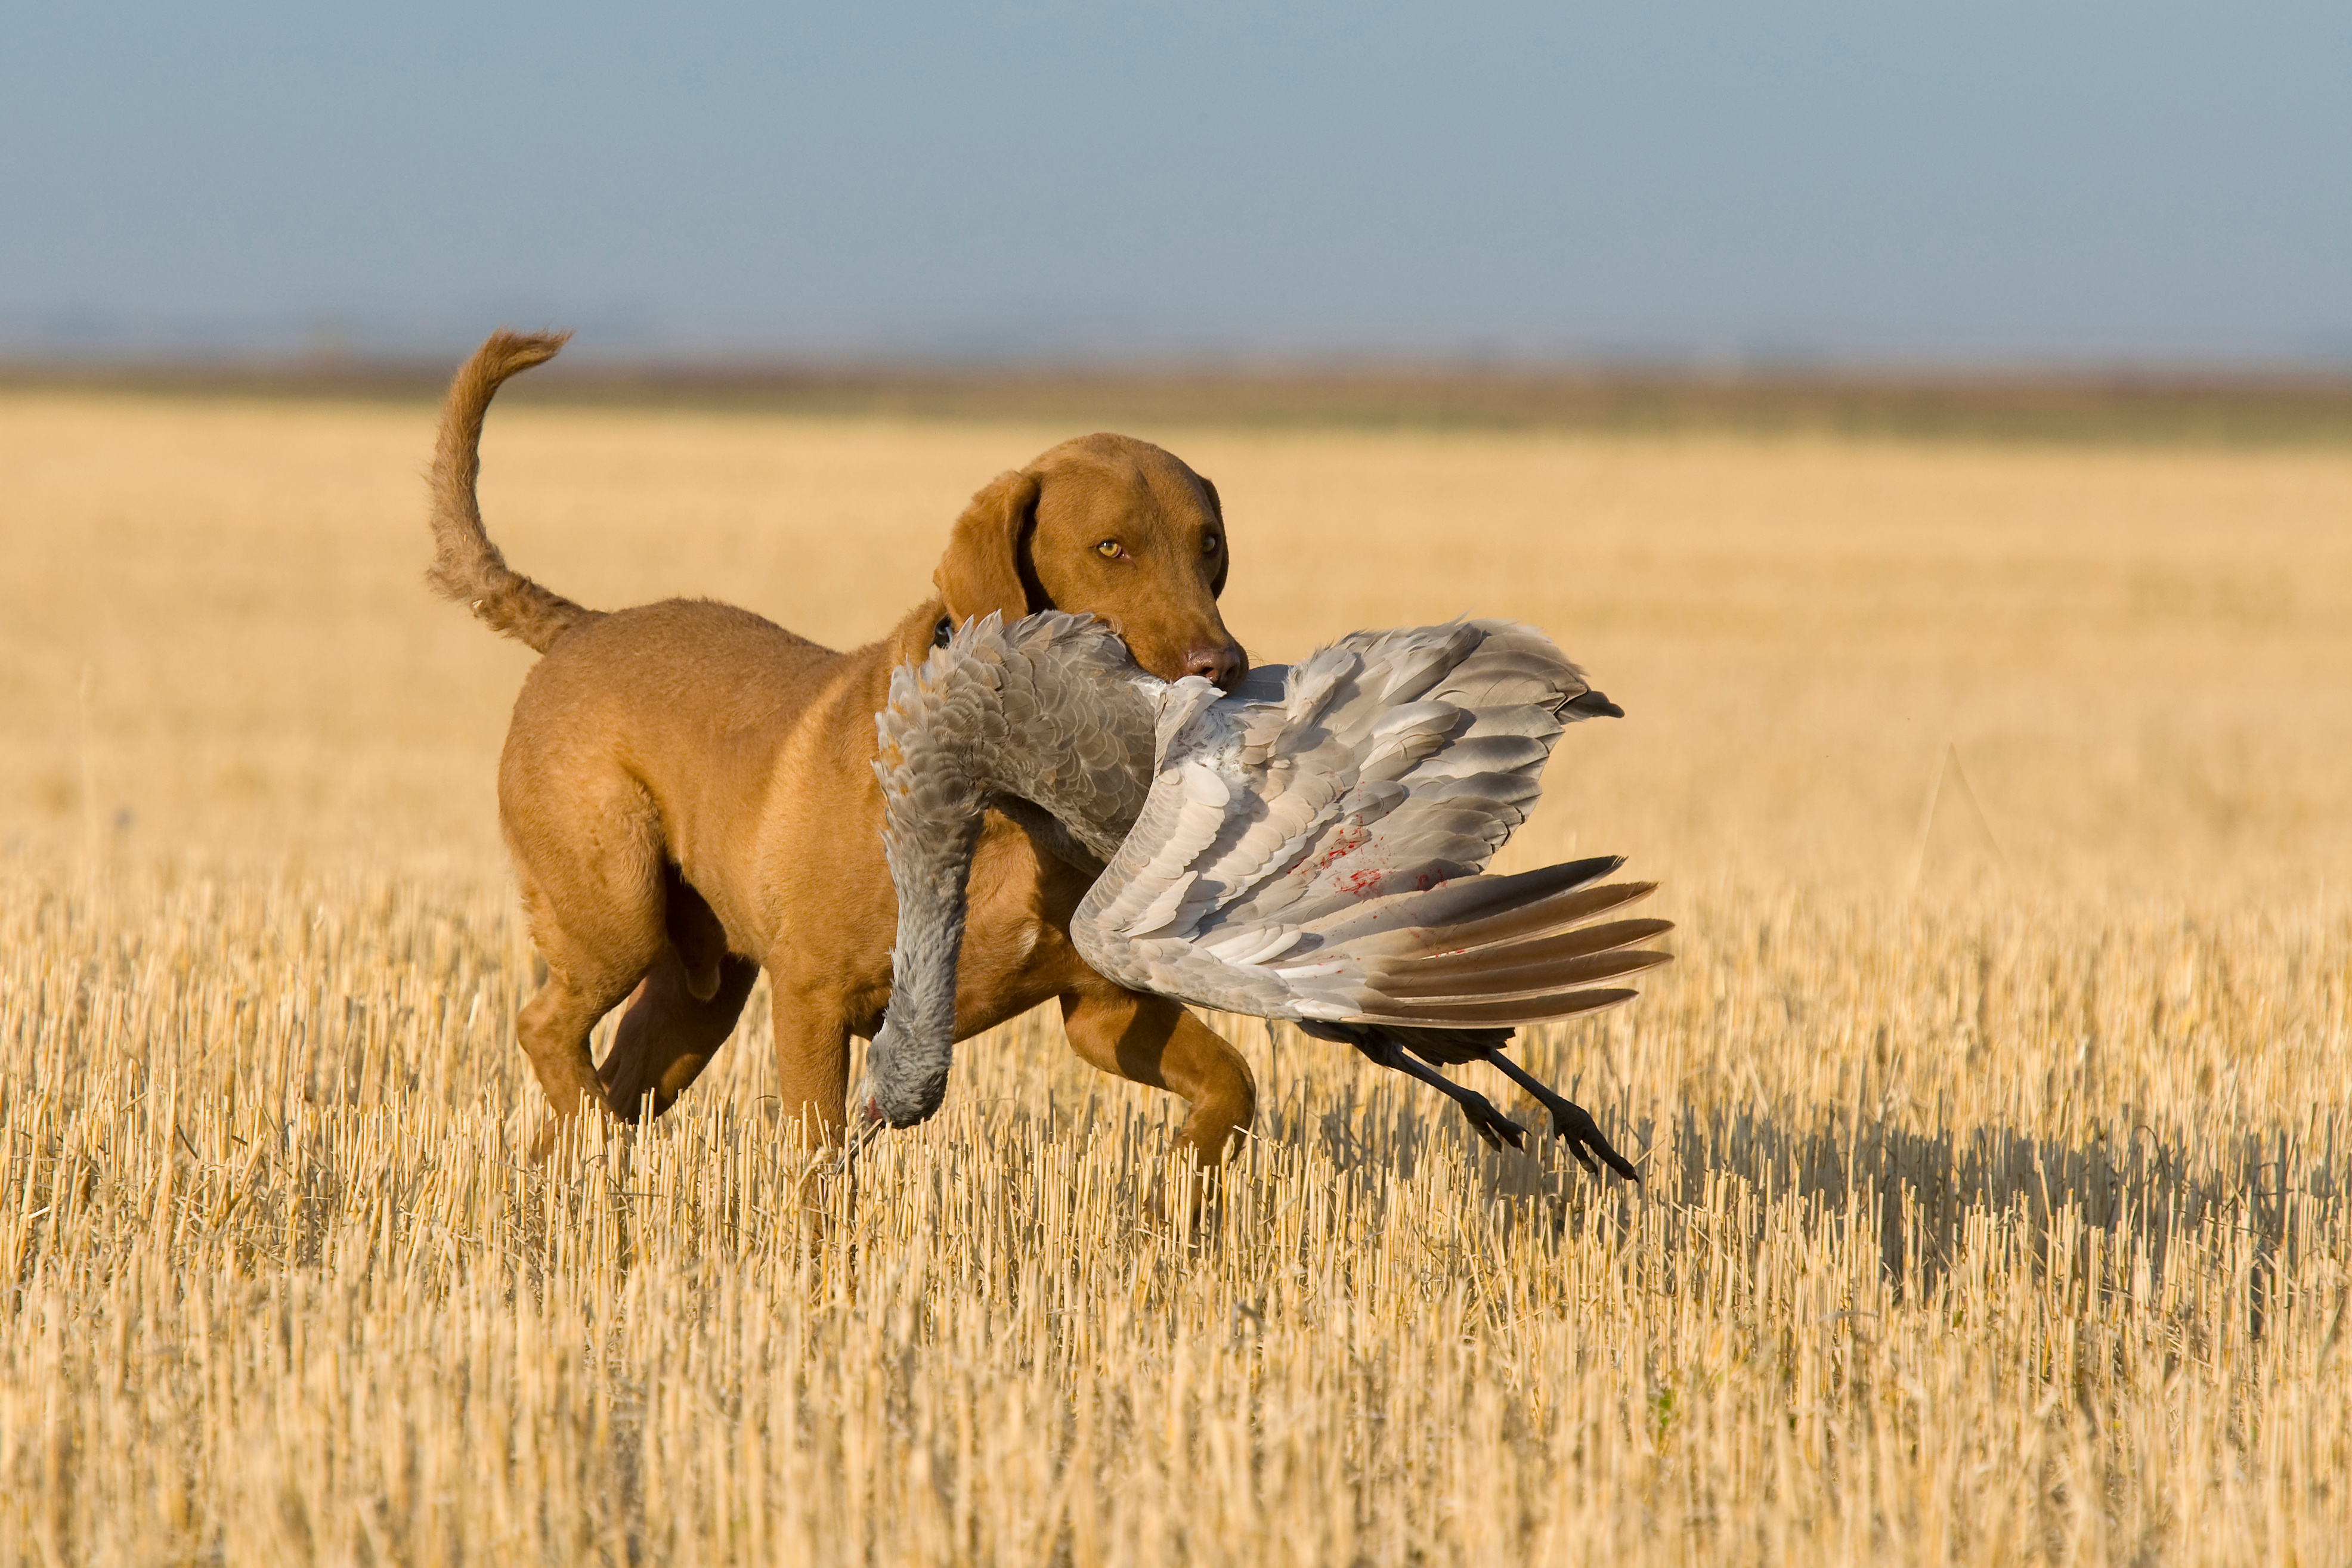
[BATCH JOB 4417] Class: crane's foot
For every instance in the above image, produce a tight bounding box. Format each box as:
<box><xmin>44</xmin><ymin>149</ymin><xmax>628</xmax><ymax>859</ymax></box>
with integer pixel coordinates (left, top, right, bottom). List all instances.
<box><xmin>1447</xmin><ymin>1087</ymin><xmax>1530</xmax><ymax>1152</ymax></box>
<box><xmin>1466</xmin><ymin>1048</ymin><xmax>1641</xmax><ymax>1182</ymax></box>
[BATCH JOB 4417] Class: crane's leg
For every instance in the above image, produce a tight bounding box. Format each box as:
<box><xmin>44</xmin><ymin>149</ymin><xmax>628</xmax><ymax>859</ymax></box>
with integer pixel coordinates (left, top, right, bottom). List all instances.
<box><xmin>1363</xmin><ymin>1042</ymin><xmax>1528</xmax><ymax>1151</ymax></box>
<box><xmin>1298</xmin><ymin>1022</ymin><xmax>1528</xmax><ymax>1151</ymax></box>
<box><xmin>1059</xmin><ymin>983</ymin><xmax>1256</xmax><ymax>1167</ymax></box>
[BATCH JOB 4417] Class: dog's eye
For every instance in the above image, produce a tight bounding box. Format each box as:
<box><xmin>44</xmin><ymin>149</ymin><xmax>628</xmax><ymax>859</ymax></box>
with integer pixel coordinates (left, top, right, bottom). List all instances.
<box><xmin>932</xmin><ymin>615</ymin><xmax>953</xmax><ymax>647</ymax></box>
<box><xmin>1201</xmin><ymin>535</ymin><xmax>1220</xmax><ymax>555</ymax></box>
<box><xmin>1095</xmin><ymin>540</ymin><xmax>1122</xmax><ymax>559</ymax></box>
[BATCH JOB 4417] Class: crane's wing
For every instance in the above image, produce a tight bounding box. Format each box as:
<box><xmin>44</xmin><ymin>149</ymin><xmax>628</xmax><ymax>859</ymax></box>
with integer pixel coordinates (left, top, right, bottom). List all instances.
<box><xmin>862</xmin><ymin>610</ymin><xmax>1667</xmax><ymax>1155</ymax></box>
<box><xmin>1067</xmin><ymin>619</ymin><xmax>1671</xmax><ymax>1025</ymax></box>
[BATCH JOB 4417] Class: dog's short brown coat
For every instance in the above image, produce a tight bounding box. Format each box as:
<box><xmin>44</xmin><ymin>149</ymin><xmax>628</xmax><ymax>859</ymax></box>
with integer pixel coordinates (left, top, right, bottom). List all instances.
<box><xmin>430</xmin><ymin>331</ymin><xmax>1257</xmax><ymax>1161</ymax></box>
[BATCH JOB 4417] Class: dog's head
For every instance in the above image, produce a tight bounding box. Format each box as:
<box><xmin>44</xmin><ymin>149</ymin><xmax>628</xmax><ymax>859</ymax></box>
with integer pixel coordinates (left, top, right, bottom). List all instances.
<box><xmin>934</xmin><ymin>433</ymin><xmax>1246</xmax><ymax>689</ymax></box>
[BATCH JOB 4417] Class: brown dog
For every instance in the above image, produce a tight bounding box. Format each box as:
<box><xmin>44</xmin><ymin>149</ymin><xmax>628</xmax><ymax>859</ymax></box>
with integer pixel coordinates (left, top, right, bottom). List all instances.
<box><xmin>428</xmin><ymin>330</ymin><xmax>1259</xmax><ymax>1161</ymax></box>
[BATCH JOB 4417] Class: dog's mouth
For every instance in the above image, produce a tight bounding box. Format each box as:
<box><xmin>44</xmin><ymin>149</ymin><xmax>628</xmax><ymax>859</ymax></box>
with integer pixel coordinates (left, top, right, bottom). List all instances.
<box><xmin>1098</xmin><ymin>616</ymin><xmax>1169</xmax><ymax>682</ymax></box>
<box><xmin>1100</xmin><ymin>618</ymin><xmax>1246</xmax><ymax>692</ymax></box>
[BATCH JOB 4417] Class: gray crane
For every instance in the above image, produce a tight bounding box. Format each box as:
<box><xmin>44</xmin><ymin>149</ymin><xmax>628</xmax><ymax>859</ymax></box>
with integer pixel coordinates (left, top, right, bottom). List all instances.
<box><xmin>856</xmin><ymin>611</ymin><xmax>1670</xmax><ymax>1176</ymax></box>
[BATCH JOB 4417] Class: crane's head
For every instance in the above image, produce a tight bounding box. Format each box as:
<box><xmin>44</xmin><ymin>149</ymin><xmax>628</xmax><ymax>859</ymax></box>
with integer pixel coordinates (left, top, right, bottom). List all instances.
<box><xmin>856</xmin><ymin>1018</ymin><xmax>952</xmax><ymax>1131</ymax></box>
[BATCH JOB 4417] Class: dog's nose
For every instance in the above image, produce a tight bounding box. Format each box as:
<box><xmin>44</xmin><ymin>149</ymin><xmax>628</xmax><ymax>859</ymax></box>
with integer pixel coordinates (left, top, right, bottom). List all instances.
<box><xmin>1186</xmin><ymin>644</ymin><xmax>1245</xmax><ymax>690</ymax></box>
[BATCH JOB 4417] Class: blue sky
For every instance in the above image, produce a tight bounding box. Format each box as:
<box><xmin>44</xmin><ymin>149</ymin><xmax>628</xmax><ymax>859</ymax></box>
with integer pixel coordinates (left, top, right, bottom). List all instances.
<box><xmin>4</xmin><ymin>2</ymin><xmax>2346</xmax><ymax>363</ymax></box>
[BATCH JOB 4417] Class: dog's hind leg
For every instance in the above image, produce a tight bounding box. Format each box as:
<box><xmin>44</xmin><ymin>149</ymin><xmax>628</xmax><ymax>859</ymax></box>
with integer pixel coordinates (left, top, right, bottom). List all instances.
<box><xmin>504</xmin><ymin>795</ymin><xmax>671</xmax><ymax>1153</ymax></box>
<box><xmin>600</xmin><ymin>946</ymin><xmax>759</xmax><ymax>1121</ymax></box>
<box><xmin>515</xmin><ymin>956</ymin><xmax>649</xmax><ymax>1156</ymax></box>
<box><xmin>598</xmin><ymin>868</ymin><xmax>757</xmax><ymax>1120</ymax></box>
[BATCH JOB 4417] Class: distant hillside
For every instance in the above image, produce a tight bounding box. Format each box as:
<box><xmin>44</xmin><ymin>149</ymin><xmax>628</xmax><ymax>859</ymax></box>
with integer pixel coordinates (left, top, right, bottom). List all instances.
<box><xmin>7</xmin><ymin>354</ymin><xmax>2352</xmax><ymax>445</ymax></box>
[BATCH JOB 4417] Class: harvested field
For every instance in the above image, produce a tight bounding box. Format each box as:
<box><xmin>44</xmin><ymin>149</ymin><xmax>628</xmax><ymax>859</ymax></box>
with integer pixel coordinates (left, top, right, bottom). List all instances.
<box><xmin>2</xmin><ymin>393</ymin><xmax>2348</xmax><ymax>1564</ymax></box>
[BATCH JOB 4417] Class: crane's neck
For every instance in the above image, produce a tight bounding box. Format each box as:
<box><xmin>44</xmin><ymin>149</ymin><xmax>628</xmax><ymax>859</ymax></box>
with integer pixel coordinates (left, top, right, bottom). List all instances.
<box><xmin>861</xmin><ymin>803</ymin><xmax>982</xmax><ymax>1128</ymax></box>
<box><xmin>856</xmin><ymin>611</ymin><xmax>1159</xmax><ymax>1128</ymax></box>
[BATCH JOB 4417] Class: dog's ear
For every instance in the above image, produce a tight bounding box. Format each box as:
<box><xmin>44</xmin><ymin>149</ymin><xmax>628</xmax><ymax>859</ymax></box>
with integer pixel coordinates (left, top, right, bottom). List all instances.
<box><xmin>936</xmin><ymin>469</ymin><xmax>1043</xmax><ymax>625</ymax></box>
<box><xmin>1199</xmin><ymin>475</ymin><xmax>1229</xmax><ymax>597</ymax></box>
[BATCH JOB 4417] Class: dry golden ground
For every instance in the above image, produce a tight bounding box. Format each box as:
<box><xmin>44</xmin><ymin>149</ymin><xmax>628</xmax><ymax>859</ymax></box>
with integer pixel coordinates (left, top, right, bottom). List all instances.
<box><xmin>1</xmin><ymin>393</ymin><xmax>2347</xmax><ymax>1564</ymax></box>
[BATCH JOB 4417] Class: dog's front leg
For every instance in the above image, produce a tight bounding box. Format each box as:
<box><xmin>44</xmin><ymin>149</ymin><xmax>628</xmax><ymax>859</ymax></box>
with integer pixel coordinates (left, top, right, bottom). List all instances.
<box><xmin>767</xmin><ymin>985</ymin><xmax>855</xmax><ymax>1153</ymax></box>
<box><xmin>1058</xmin><ymin>981</ymin><xmax>1257</xmax><ymax>1167</ymax></box>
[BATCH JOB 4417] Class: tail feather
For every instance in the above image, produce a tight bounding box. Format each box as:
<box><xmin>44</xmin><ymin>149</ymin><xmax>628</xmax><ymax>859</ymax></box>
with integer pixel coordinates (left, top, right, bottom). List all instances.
<box><xmin>1298</xmin><ymin>854</ymin><xmax>1626</xmax><ymax>949</ymax></box>
<box><xmin>426</xmin><ymin>329</ymin><xmax>601</xmax><ymax>653</ymax></box>
<box><xmin>1365</xmin><ymin>947</ymin><xmax>1674</xmax><ymax>1009</ymax></box>
<box><xmin>1366</xmin><ymin>919</ymin><xmax>1675</xmax><ymax>999</ymax></box>
<box><xmin>1323</xmin><ymin>871</ymin><xmax>1658</xmax><ymax>961</ymax></box>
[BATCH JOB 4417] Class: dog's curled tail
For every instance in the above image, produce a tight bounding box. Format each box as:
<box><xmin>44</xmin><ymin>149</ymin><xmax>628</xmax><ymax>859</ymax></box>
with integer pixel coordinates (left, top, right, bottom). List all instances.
<box><xmin>426</xmin><ymin>328</ymin><xmax>601</xmax><ymax>653</ymax></box>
